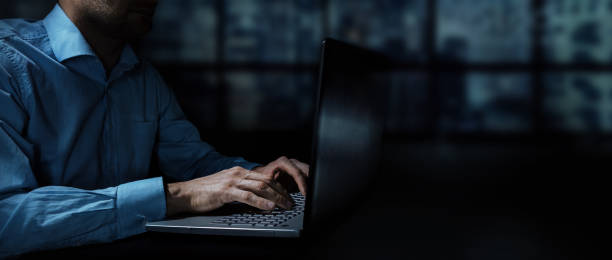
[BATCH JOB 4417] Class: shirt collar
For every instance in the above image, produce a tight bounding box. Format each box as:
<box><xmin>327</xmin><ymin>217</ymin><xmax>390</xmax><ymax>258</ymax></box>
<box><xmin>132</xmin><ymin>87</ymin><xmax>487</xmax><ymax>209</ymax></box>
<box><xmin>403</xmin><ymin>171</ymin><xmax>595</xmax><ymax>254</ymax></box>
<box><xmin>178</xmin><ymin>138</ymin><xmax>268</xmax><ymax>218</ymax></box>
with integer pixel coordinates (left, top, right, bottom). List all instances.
<box><xmin>42</xmin><ymin>4</ymin><xmax>96</xmax><ymax>62</ymax></box>
<box><xmin>115</xmin><ymin>42</ymin><xmax>139</xmax><ymax>71</ymax></box>
<box><xmin>43</xmin><ymin>4</ymin><xmax>139</xmax><ymax>67</ymax></box>
<box><xmin>109</xmin><ymin>46</ymin><xmax>140</xmax><ymax>82</ymax></box>
<box><xmin>42</xmin><ymin>4</ymin><xmax>140</xmax><ymax>82</ymax></box>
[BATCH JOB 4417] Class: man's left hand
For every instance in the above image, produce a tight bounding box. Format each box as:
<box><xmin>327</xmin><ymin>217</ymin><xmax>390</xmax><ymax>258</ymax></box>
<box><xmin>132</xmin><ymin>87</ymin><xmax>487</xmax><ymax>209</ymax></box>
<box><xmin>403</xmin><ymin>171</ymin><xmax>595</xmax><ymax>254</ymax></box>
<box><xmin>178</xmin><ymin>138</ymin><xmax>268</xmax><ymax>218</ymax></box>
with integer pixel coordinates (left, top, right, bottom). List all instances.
<box><xmin>252</xmin><ymin>156</ymin><xmax>310</xmax><ymax>196</ymax></box>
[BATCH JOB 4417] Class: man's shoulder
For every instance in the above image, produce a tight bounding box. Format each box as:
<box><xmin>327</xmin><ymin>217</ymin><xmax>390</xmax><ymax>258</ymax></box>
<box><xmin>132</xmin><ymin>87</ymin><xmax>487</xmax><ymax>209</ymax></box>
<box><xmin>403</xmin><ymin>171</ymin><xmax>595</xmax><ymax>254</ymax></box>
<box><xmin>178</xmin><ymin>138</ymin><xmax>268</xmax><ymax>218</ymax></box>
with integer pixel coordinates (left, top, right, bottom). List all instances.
<box><xmin>0</xmin><ymin>19</ymin><xmax>49</xmax><ymax>98</ymax></box>
<box><xmin>0</xmin><ymin>18</ymin><xmax>50</xmax><ymax>71</ymax></box>
<box><xmin>0</xmin><ymin>18</ymin><xmax>49</xmax><ymax>64</ymax></box>
<box><xmin>0</xmin><ymin>18</ymin><xmax>46</xmax><ymax>41</ymax></box>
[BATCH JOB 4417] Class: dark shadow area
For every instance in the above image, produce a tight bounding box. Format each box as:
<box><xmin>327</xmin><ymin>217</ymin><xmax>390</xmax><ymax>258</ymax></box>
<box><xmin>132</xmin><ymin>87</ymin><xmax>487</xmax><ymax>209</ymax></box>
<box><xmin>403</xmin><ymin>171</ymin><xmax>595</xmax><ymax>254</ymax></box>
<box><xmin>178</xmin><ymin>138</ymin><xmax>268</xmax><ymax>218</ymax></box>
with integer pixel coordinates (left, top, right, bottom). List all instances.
<box><xmin>20</xmin><ymin>135</ymin><xmax>609</xmax><ymax>259</ymax></box>
<box><xmin>2</xmin><ymin>0</ymin><xmax>611</xmax><ymax>259</ymax></box>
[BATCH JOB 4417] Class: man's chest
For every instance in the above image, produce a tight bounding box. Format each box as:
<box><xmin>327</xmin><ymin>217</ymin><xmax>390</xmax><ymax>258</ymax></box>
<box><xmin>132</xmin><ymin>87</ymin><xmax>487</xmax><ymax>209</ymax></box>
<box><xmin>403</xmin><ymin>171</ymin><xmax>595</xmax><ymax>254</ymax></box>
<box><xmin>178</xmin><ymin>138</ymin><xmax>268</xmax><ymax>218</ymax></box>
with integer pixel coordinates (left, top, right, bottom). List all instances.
<box><xmin>22</xmin><ymin>62</ymin><xmax>160</xmax><ymax>187</ymax></box>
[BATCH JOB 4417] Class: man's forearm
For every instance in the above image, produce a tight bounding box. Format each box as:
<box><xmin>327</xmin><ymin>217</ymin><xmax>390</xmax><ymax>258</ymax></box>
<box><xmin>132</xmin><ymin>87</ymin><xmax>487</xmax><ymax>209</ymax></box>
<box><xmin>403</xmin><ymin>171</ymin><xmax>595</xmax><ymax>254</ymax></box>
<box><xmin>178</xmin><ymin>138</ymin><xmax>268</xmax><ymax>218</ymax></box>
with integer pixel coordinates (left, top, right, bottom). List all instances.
<box><xmin>0</xmin><ymin>178</ymin><xmax>166</xmax><ymax>257</ymax></box>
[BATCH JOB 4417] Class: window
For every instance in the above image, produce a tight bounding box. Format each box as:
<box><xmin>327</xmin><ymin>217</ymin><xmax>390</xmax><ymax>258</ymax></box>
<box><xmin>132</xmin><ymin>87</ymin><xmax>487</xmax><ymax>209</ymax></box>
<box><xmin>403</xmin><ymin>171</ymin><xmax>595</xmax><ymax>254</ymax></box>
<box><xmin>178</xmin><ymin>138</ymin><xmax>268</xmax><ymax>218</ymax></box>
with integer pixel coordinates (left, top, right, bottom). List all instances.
<box><xmin>9</xmin><ymin>0</ymin><xmax>611</xmax><ymax>135</ymax></box>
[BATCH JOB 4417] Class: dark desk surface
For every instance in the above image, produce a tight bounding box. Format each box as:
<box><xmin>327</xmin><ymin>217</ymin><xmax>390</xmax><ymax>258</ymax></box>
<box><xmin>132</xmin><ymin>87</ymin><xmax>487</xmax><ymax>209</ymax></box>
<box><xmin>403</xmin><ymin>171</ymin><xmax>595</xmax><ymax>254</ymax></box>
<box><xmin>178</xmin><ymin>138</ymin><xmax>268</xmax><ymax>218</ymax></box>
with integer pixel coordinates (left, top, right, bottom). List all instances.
<box><xmin>22</xmin><ymin>141</ymin><xmax>608</xmax><ymax>259</ymax></box>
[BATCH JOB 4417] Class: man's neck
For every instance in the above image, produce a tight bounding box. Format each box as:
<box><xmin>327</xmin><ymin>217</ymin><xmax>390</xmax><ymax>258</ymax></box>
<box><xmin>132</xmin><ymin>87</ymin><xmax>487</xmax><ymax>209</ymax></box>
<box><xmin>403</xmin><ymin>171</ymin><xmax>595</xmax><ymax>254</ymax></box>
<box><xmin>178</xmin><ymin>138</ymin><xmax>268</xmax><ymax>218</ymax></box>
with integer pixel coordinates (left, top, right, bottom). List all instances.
<box><xmin>59</xmin><ymin>3</ymin><xmax>125</xmax><ymax>77</ymax></box>
<box><xmin>80</xmin><ymin>25</ymin><xmax>125</xmax><ymax>77</ymax></box>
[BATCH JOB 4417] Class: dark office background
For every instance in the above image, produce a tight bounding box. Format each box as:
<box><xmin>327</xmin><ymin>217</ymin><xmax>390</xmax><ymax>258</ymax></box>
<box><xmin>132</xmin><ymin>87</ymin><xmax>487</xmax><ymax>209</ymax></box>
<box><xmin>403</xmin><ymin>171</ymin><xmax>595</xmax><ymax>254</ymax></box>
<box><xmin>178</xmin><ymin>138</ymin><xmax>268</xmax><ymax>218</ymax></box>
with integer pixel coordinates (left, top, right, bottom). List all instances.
<box><xmin>2</xmin><ymin>0</ymin><xmax>610</xmax><ymax>259</ymax></box>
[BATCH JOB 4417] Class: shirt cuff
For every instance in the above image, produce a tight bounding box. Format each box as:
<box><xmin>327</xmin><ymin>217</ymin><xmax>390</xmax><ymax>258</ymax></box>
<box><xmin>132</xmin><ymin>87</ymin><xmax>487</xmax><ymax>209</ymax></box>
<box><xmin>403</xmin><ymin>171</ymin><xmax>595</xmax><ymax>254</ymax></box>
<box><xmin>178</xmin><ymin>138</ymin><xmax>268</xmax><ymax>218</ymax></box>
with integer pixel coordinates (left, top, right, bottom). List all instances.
<box><xmin>116</xmin><ymin>177</ymin><xmax>166</xmax><ymax>238</ymax></box>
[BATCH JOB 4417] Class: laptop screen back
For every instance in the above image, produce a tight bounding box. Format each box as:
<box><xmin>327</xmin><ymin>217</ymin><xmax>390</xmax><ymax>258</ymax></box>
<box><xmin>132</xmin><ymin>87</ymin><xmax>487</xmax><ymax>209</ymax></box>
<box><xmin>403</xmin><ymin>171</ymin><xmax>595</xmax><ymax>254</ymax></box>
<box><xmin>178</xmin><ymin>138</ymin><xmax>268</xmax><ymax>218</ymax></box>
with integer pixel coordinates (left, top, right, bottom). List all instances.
<box><xmin>305</xmin><ymin>39</ymin><xmax>390</xmax><ymax>229</ymax></box>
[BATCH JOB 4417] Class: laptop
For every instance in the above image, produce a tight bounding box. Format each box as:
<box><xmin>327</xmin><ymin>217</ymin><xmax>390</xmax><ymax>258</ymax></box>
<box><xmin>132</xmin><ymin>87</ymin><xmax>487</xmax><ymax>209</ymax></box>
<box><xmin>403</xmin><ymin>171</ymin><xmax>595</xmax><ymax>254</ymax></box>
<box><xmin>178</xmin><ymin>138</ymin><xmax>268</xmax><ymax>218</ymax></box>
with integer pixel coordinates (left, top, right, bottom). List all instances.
<box><xmin>145</xmin><ymin>38</ymin><xmax>390</xmax><ymax>237</ymax></box>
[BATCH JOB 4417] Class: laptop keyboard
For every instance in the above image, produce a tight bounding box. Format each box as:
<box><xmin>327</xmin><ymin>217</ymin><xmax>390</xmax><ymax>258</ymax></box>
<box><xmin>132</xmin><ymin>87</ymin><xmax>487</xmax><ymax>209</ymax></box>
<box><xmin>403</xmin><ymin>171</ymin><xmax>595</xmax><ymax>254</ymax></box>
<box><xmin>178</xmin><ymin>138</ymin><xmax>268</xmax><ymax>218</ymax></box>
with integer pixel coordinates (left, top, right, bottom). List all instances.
<box><xmin>212</xmin><ymin>193</ymin><xmax>305</xmax><ymax>227</ymax></box>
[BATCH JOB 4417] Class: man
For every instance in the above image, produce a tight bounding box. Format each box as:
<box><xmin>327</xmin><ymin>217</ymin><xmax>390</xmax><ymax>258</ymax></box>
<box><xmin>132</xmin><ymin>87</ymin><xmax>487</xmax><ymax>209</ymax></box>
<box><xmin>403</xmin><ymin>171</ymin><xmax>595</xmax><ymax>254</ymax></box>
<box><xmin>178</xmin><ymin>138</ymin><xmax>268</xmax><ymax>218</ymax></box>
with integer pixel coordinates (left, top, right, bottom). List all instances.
<box><xmin>0</xmin><ymin>0</ymin><xmax>309</xmax><ymax>256</ymax></box>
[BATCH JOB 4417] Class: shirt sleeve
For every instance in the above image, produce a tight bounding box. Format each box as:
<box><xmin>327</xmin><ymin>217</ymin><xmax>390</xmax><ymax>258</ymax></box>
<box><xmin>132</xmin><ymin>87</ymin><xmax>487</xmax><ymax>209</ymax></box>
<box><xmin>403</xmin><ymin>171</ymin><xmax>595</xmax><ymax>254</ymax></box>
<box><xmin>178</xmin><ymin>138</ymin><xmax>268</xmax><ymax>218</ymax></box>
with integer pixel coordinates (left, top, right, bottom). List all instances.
<box><xmin>149</xmin><ymin>65</ymin><xmax>261</xmax><ymax>182</ymax></box>
<box><xmin>0</xmin><ymin>60</ymin><xmax>166</xmax><ymax>257</ymax></box>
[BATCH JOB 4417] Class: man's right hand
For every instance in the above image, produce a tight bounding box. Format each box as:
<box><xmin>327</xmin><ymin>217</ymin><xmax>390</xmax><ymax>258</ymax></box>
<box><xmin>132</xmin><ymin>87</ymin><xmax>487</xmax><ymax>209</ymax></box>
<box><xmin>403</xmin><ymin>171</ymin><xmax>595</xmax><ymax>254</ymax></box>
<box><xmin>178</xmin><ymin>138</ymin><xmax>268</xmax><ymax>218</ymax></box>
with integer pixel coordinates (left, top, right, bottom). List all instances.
<box><xmin>164</xmin><ymin>166</ymin><xmax>294</xmax><ymax>217</ymax></box>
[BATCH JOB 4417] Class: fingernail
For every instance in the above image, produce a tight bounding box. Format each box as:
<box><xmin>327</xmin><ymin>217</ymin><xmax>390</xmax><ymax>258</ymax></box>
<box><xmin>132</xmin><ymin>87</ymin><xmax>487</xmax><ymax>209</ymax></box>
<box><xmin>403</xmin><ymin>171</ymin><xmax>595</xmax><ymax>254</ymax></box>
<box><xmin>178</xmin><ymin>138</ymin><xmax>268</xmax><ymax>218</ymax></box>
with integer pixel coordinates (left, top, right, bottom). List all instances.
<box><xmin>266</xmin><ymin>201</ymin><xmax>275</xmax><ymax>209</ymax></box>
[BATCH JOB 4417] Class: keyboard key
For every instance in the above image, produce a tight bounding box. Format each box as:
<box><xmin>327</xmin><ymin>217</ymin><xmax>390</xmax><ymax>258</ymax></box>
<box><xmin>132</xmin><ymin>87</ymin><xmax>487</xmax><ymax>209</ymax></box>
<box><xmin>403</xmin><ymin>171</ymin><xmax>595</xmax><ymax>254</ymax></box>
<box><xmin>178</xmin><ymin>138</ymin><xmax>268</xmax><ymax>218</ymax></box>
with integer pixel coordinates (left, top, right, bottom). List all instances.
<box><xmin>216</xmin><ymin>193</ymin><xmax>304</xmax><ymax>227</ymax></box>
<box><xmin>229</xmin><ymin>223</ymin><xmax>254</xmax><ymax>227</ymax></box>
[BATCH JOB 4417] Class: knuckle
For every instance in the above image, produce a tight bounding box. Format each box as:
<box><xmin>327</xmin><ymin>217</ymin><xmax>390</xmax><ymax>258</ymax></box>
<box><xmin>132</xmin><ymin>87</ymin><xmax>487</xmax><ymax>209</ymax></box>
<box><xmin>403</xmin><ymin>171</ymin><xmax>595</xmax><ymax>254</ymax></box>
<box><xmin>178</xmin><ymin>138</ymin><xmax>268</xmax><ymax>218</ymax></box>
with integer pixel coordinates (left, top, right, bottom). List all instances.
<box><xmin>248</xmin><ymin>170</ymin><xmax>260</xmax><ymax>177</ymax></box>
<box><xmin>231</xmin><ymin>168</ymin><xmax>244</xmax><ymax>176</ymax></box>
<box><xmin>256</xmin><ymin>182</ymin><xmax>267</xmax><ymax>191</ymax></box>
<box><xmin>242</xmin><ymin>192</ymin><xmax>253</xmax><ymax>202</ymax></box>
<box><xmin>224</xmin><ymin>178</ymin><xmax>236</xmax><ymax>188</ymax></box>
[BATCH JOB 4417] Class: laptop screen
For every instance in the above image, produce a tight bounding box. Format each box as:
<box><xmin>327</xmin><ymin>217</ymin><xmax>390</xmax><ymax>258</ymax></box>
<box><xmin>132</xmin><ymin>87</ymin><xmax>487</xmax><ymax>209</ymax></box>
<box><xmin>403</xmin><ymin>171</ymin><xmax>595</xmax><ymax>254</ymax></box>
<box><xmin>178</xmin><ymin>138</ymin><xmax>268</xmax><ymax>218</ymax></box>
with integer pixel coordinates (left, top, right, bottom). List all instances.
<box><xmin>306</xmin><ymin>39</ymin><xmax>390</xmax><ymax>229</ymax></box>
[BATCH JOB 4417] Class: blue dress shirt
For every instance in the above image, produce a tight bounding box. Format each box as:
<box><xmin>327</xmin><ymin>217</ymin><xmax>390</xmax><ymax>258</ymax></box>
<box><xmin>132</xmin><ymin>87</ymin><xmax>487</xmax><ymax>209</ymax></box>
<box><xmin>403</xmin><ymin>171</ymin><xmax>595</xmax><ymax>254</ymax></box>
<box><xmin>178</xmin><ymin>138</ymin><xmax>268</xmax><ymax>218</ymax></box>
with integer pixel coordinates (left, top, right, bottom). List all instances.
<box><xmin>0</xmin><ymin>4</ymin><xmax>259</xmax><ymax>256</ymax></box>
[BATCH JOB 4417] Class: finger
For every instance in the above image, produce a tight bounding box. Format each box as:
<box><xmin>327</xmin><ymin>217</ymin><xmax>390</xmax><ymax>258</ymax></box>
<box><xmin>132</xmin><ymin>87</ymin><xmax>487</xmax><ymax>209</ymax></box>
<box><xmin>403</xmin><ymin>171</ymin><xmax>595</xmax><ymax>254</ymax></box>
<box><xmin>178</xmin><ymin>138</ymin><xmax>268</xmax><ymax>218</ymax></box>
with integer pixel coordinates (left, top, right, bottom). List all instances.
<box><xmin>244</xmin><ymin>171</ymin><xmax>292</xmax><ymax>201</ymax></box>
<box><xmin>229</xmin><ymin>189</ymin><xmax>276</xmax><ymax>211</ymax></box>
<box><xmin>290</xmin><ymin>159</ymin><xmax>310</xmax><ymax>177</ymax></box>
<box><xmin>236</xmin><ymin>179</ymin><xmax>292</xmax><ymax>209</ymax></box>
<box><xmin>276</xmin><ymin>157</ymin><xmax>308</xmax><ymax>196</ymax></box>
<box><xmin>238</xmin><ymin>179</ymin><xmax>292</xmax><ymax>209</ymax></box>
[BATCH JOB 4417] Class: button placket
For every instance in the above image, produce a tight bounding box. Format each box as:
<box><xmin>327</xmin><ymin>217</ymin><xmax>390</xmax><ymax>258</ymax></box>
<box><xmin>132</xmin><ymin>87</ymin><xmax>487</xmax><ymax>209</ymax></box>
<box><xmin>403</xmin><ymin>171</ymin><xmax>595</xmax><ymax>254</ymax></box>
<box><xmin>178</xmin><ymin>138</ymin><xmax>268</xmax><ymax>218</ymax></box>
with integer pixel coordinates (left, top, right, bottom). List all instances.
<box><xmin>102</xmin><ymin>82</ymin><xmax>119</xmax><ymax>185</ymax></box>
